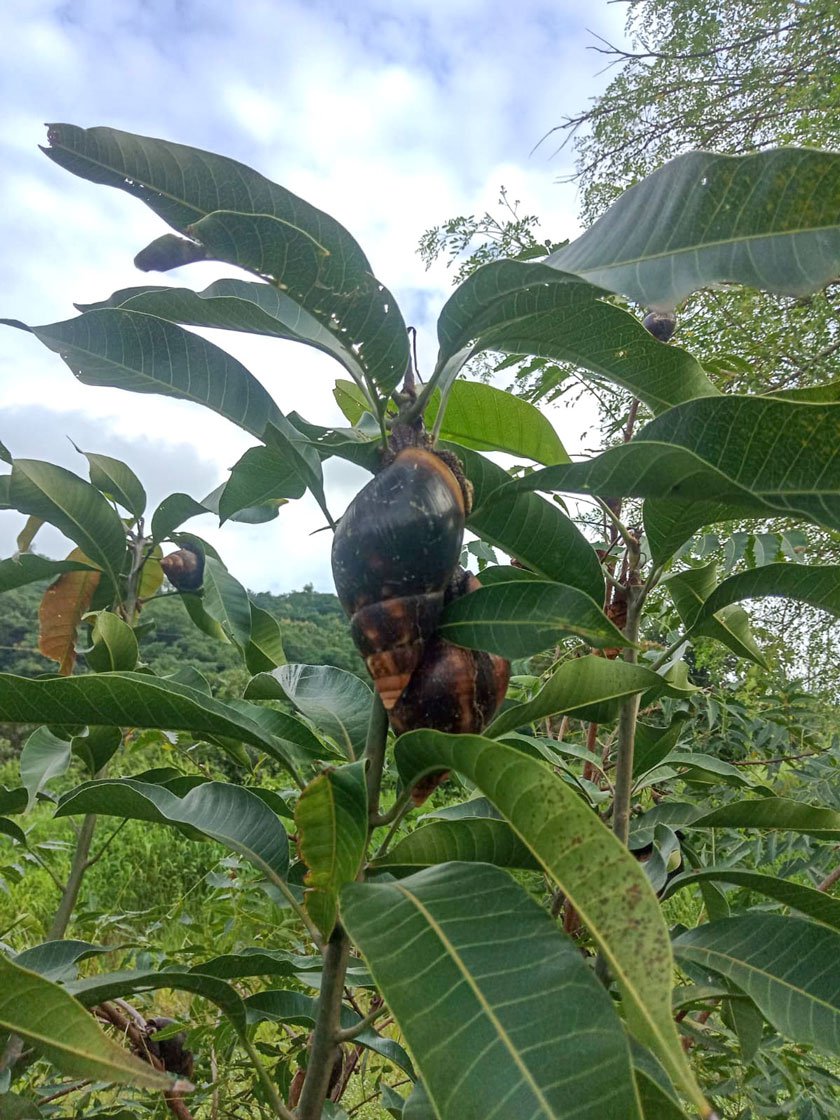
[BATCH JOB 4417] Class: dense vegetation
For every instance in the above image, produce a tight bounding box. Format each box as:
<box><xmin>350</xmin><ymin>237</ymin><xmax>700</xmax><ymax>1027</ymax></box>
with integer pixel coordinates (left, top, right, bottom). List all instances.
<box><xmin>0</xmin><ymin>6</ymin><xmax>838</xmax><ymax>1119</ymax></box>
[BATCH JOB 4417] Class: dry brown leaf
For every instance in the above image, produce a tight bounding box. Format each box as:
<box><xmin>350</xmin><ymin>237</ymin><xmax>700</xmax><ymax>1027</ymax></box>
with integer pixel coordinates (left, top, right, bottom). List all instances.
<box><xmin>39</xmin><ymin>547</ymin><xmax>102</xmax><ymax>675</ymax></box>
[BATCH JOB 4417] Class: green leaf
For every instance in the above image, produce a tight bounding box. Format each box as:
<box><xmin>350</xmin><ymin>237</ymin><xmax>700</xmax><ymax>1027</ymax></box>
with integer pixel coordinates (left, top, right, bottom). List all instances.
<box><xmin>0</xmin><ymin>554</ymin><xmax>96</xmax><ymax>594</ymax></box>
<box><xmin>674</xmin><ymin>915</ymin><xmax>840</xmax><ymax>1056</ymax></box>
<box><xmin>392</xmin><ymin>735</ymin><xmax>706</xmax><ymax>1113</ymax></box>
<box><xmin>254</xmin><ymin>665</ymin><xmax>373</xmax><ymax>760</ymax></box>
<box><xmin>633</xmin><ymin>718</ymin><xmax>689</xmax><ymax>780</ymax></box>
<box><xmin>68</xmin><ymin>967</ymin><xmax>247</xmax><ymax>1036</ymax></box>
<box><xmin>0</xmin><ymin>955</ymin><xmax>172</xmax><ymax>1089</ymax></box>
<box><xmin>439</xmin><ymin>579</ymin><xmax>627</xmax><ymax>658</ymax></box>
<box><xmin>189</xmin><ymin>211</ymin><xmax>408</xmax><ymax>404</ymax></box>
<box><xmin>200</xmin><ymin>557</ymin><xmax>252</xmax><ymax>648</ymax></box>
<box><xmin>693</xmin><ymin>796</ymin><xmax>840</xmax><ymax>839</ymax></box>
<box><xmin>425</xmin><ymin>380</ymin><xmax>568</xmax><ymax>464</ymax></box>
<box><xmin>692</xmin><ymin>564</ymin><xmax>840</xmax><ymax>629</ymax></box>
<box><xmin>5</xmin><ymin>309</ymin><xmax>281</xmax><ymax>440</ymax></box>
<box><xmin>72</xmin><ymin>446</ymin><xmax>146</xmax><ymax>518</ymax></box>
<box><xmin>488</xmin><ymin>656</ymin><xmax>664</xmax><ymax>737</ymax></box>
<box><xmin>449</xmin><ymin>445</ymin><xmax>604</xmax><ymax>603</ymax></box>
<box><xmin>41</xmin><ymin>123</ymin><xmax>409</xmax><ymax>402</ymax></box>
<box><xmin>372</xmin><ymin>818</ymin><xmax>539</xmax><ymax>873</ymax></box>
<box><xmin>19</xmin><ymin>728</ymin><xmax>72</xmax><ymax>810</ymax></box>
<box><xmin>150</xmin><ymin>492</ymin><xmax>210</xmax><ymax>541</ymax></box>
<box><xmin>0</xmin><ymin>818</ymin><xmax>26</xmax><ymax>845</ymax></box>
<box><xmin>547</xmin><ymin>148</ymin><xmax>840</xmax><ymax>308</ymax></box>
<box><xmin>56</xmin><ymin>778</ymin><xmax>289</xmax><ymax>886</ymax></box>
<box><xmin>13</xmin><ymin>940</ymin><xmax>115</xmax><ymax>982</ymax></box>
<box><xmin>8</xmin><ymin>460</ymin><xmax>126</xmax><ymax>585</ymax></box>
<box><xmin>0</xmin><ymin>1091</ymin><xmax>43</xmax><ymax>1119</ymax></box>
<box><xmin>665</xmin><ymin>563</ymin><xmax>766</xmax><ymax>666</ymax></box>
<box><xmin>341</xmin><ymin>862</ymin><xmax>642</xmax><ymax>1120</ymax></box>
<box><xmin>245</xmin><ymin>989</ymin><xmax>414</xmax><ymax>1076</ymax></box>
<box><xmin>243</xmin><ymin>602</ymin><xmax>286</xmax><ymax>675</ymax></box>
<box><xmin>663</xmin><ymin>868</ymin><xmax>840</xmax><ymax>932</ymax></box>
<box><xmin>71</xmin><ymin>726</ymin><xmax>122</xmax><ymax>776</ymax></box>
<box><xmin>83</xmin><ymin>610</ymin><xmax>140</xmax><ymax>673</ymax></box>
<box><xmin>217</xmin><ymin>445</ymin><xmax>305</xmax><ymax>523</ymax></box>
<box><xmin>0</xmin><ymin>673</ymin><xmax>309</xmax><ymax>780</ymax></box>
<box><xmin>295</xmin><ymin>760</ymin><xmax>368</xmax><ymax>938</ymax></box>
<box><xmin>434</xmin><ymin>261</ymin><xmax>717</xmax><ymax>413</ymax></box>
<box><xmin>403</xmin><ymin>1082</ymin><xmax>434</xmax><ymax>1120</ymax></box>
<box><xmin>0</xmin><ymin>787</ymin><xmax>27</xmax><ymax>816</ymax></box>
<box><xmin>510</xmin><ymin>397</ymin><xmax>840</xmax><ymax>563</ymax></box>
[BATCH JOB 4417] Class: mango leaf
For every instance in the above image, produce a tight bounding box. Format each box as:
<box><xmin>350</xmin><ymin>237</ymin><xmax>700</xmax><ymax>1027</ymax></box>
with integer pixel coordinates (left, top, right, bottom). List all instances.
<box><xmin>439</xmin><ymin>579</ymin><xmax>627</xmax><ymax>658</ymax></box>
<box><xmin>83</xmin><ymin>611</ymin><xmax>139</xmax><ymax>673</ymax></box>
<box><xmin>193</xmin><ymin>948</ymin><xmax>313</xmax><ymax>981</ymax></box>
<box><xmin>4</xmin><ymin>309</ymin><xmax>281</xmax><ymax>440</ymax></box>
<box><xmin>425</xmin><ymin>379</ymin><xmax>568</xmax><ymax>464</ymax></box>
<box><xmin>448</xmin><ymin>444</ymin><xmax>604</xmax><ymax>603</ymax></box>
<box><xmin>674</xmin><ymin>915</ymin><xmax>840</xmax><ymax>1057</ymax></box>
<box><xmin>692</xmin><ymin>564</ymin><xmax>840</xmax><ymax>628</ymax></box>
<box><xmin>71</xmin><ymin>725</ymin><xmax>123</xmax><ymax>776</ymax></box>
<box><xmin>244</xmin><ymin>989</ymin><xmax>414</xmax><ymax>1076</ymax></box>
<box><xmin>665</xmin><ymin>563</ymin><xmax>766</xmax><ymax>667</ymax></box>
<box><xmin>189</xmin><ymin>211</ymin><xmax>407</xmax><ymax>404</ymax></box>
<box><xmin>0</xmin><ymin>955</ymin><xmax>172</xmax><ymax>1089</ymax></box>
<box><xmin>68</xmin><ymin>967</ymin><xmax>247</xmax><ymax>1036</ymax></box>
<box><xmin>56</xmin><ymin>779</ymin><xmax>289</xmax><ymax>886</ymax></box>
<box><xmin>216</xmin><ymin>445</ymin><xmax>305</xmax><ymax>523</ymax></box>
<box><xmin>0</xmin><ymin>1091</ymin><xmax>43</xmax><ymax>1118</ymax></box>
<box><xmin>433</xmin><ymin>261</ymin><xmax>717</xmax><ymax>414</ymax></box>
<box><xmin>251</xmin><ymin>665</ymin><xmax>373</xmax><ymax>760</ymax></box>
<box><xmin>295</xmin><ymin>760</ymin><xmax>368</xmax><ymax>939</ymax></box>
<box><xmin>341</xmin><ymin>862</ymin><xmax>642</xmax><ymax>1120</ymax></box>
<box><xmin>19</xmin><ymin>728</ymin><xmax>72</xmax><ymax>809</ymax></box>
<box><xmin>243</xmin><ymin>603</ymin><xmax>286</xmax><ymax>675</ymax></box>
<box><xmin>693</xmin><ymin>797</ymin><xmax>840</xmax><ymax>839</ymax></box>
<box><xmin>137</xmin><ymin>546</ymin><xmax>164</xmax><ymax>600</ymax></box>
<box><xmin>71</xmin><ymin>446</ymin><xmax>146</xmax><ymax>519</ymax></box>
<box><xmin>403</xmin><ymin>1082</ymin><xmax>434</xmax><ymax>1120</ymax></box>
<box><xmin>663</xmin><ymin>868</ymin><xmax>840</xmax><ymax>932</ymax></box>
<box><xmin>150</xmin><ymin>493</ymin><xmax>210</xmax><ymax>541</ymax></box>
<box><xmin>547</xmin><ymin>148</ymin><xmax>840</xmax><ymax>308</ymax></box>
<box><xmin>38</xmin><ymin>548</ymin><xmax>102</xmax><ymax>675</ymax></box>
<box><xmin>488</xmin><ymin>656</ymin><xmax>664</xmax><ymax>737</ymax></box>
<box><xmin>0</xmin><ymin>818</ymin><xmax>26</xmax><ymax>845</ymax></box>
<box><xmin>0</xmin><ymin>672</ymin><xmax>313</xmax><ymax>780</ymax></box>
<box><xmin>87</xmin><ymin>281</ymin><xmax>382</xmax><ymax>390</ymax></box>
<box><xmin>372</xmin><ymin>818</ymin><xmax>539</xmax><ymax>873</ymax></box>
<box><xmin>13</xmin><ymin>940</ymin><xmax>115</xmax><ymax>983</ymax></box>
<box><xmin>9</xmin><ymin>461</ymin><xmax>126</xmax><ymax>584</ymax></box>
<box><xmin>393</xmin><ymin>734</ymin><xmax>707</xmax><ymax>1113</ymax></box>
<box><xmin>632</xmin><ymin>717</ymin><xmax>689</xmax><ymax>780</ymax></box>
<box><xmin>43</xmin><ymin>122</ymin><xmax>409</xmax><ymax>399</ymax></box>
<box><xmin>199</xmin><ymin>557</ymin><xmax>252</xmax><ymax>649</ymax></box>
<box><xmin>0</xmin><ymin>554</ymin><xmax>96</xmax><ymax>594</ymax></box>
<box><xmin>509</xmin><ymin>397</ymin><xmax>840</xmax><ymax>563</ymax></box>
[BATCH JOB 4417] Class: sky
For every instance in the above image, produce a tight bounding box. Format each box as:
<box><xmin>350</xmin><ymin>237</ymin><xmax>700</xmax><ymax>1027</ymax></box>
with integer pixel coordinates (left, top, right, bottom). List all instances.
<box><xmin>0</xmin><ymin>0</ymin><xmax>628</xmax><ymax>594</ymax></box>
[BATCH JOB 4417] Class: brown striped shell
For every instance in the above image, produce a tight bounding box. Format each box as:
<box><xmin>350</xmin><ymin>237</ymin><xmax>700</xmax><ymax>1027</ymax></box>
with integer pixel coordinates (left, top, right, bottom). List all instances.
<box><xmin>331</xmin><ymin>446</ymin><xmax>469</xmax><ymax>708</ymax></box>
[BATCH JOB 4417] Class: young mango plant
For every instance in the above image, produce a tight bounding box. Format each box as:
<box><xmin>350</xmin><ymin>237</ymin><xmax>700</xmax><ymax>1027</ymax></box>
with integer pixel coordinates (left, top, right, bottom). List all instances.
<box><xmin>0</xmin><ymin>126</ymin><xmax>839</xmax><ymax>1120</ymax></box>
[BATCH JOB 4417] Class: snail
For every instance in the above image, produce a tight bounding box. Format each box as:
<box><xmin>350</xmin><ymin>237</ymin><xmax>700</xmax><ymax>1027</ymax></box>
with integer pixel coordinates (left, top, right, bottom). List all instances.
<box><xmin>160</xmin><ymin>543</ymin><xmax>205</xmax><ymax>591</ymax></box>
<box><xmin>389</xmin><ymin>568</ymin><xmax>510</xmax><ymax>737</ymax></box>
<box><xmin>331</xmin><ymin>433</ymin><xmax>471</xmax><ymax>710</ymax></box>
<box><xmin>389</xmin><ymin>568</ymin><xmax>510</xmax><ymax>804</ymax></box>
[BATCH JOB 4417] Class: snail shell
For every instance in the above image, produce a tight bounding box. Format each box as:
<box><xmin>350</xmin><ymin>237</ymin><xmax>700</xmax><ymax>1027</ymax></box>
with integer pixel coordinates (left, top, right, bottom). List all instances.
<box><xmin>389</xmin><ymin>568</ymin><xmax>511</xmax><ymax>804</ymax></box>
<box><xmin>331</xmin><ymin>447</ymin><xmax>468</xmax><ymax>709</ymax></box>
<box><xmin>160</xmin><ymin>545</ymin><xmax>204</xmax><ymax>591</ymax></box>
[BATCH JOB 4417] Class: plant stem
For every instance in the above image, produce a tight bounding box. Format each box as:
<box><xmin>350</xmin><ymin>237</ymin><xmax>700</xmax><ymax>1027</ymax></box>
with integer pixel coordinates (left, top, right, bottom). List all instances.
<box><xmin>364</xmin><ymin>693</ymin><xmax>389</xmax><ymax>822</ymax></box>
<box><xmin>47</xmin><ymin>812</ymin><xmax>98</xmax><ymax>940</ymax></box>
<box><xmin>296</xmin><ymin>930</ymin><xmax>351</xmax><ymax>1120</ymax></box>
<box><xmin>241</xmin><ymin>1034</ymin><xmax>296</xmax><ymax>1120</ymax></box>
<box><xmin>612</xmin><ymin>587</ymin><xmax>644</xmax><ymax>847</ymax></box>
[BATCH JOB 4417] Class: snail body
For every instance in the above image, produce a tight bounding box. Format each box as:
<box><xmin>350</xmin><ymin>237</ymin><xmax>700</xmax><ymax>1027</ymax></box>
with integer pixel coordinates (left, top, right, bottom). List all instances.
<box><xmin>331</xmin><ymin>446</ymin><xmax>468</xmax><ymax>709</ymax></box>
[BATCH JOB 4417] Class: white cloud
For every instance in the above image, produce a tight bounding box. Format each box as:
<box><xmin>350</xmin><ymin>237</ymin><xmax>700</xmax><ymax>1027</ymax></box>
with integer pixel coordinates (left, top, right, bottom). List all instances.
<box><xmin>0</xmin><ymin>0</ymin><xmax>627</xmax><ymax>592</ymax></box>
